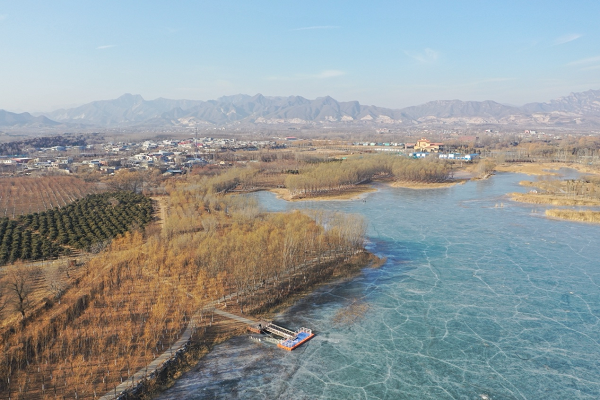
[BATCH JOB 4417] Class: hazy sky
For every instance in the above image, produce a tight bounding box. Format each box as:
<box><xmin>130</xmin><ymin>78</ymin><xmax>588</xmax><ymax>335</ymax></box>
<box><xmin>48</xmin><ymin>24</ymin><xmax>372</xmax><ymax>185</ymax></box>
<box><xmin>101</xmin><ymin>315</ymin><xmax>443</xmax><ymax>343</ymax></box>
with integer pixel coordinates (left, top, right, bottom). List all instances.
<box><xmin>1</xmin><ymin>0</ymin><xmax>599</xmax><ymax>112</ymax></box>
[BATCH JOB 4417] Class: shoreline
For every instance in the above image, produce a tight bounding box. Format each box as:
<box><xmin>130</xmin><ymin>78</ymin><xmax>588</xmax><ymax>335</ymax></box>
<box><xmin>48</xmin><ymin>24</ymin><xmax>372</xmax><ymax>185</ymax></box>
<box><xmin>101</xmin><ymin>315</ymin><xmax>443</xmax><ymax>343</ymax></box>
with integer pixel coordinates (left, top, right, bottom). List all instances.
<box><xmin>387</xmin><ymin>179</ymin><xmax>467</xmax><ymax>189</ymax></box>
<box><xmin>127</xmin><ymin>252</ymin><xmax>383</xmax><ymax>399</ymax></box>
<box><xmin>545</xmin><ymin>209</ymin><xmax>600</xmax><ymax>224</ymax></box>
<box><xmin>269</xmin><ymin>186</ymin><xmax>376</xmax><ymax>201</ymax></box>
<box><xmin>509</xmin><ymin>192</ymin><xmax>600</xmax><ymax>206</ymax></box>
<box><xmin>495</xmin><ymin>162</ymin><xmax>600</xmax><ymax>176</ymax></box>
<box><xmin>268</xmin><ymin>178</ymin><xmax>469</xmax><ymax>201</ymax></box>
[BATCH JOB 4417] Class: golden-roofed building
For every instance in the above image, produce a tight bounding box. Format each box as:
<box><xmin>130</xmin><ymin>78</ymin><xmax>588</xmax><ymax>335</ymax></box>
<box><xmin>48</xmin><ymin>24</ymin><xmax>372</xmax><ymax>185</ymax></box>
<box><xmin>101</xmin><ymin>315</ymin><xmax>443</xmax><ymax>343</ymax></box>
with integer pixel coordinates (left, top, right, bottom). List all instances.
<box><xmin>414</xmin><ymin>138</ymin><xmax>444</xmax><ymax>153</ymax></box>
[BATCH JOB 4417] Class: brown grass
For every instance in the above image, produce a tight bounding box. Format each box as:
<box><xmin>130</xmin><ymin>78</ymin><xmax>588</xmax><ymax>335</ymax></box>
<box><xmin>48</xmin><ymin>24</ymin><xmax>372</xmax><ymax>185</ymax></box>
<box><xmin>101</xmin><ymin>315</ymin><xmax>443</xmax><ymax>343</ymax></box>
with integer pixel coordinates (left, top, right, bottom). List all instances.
<box><xmin>509</xmin><ymin>193</ymin><xmax>600</xmax><ymax>206</ymax></box>
<box><xmin>495</xmin><ymin>162</ymin><xmax>600</xmax><ymax>176</ymax></box>
<box><xmin>0</xmin><ymin>207</ymin><xmax>373</xmax><ymax>399</ymax></box>
<box><xmin>545</xmin><ymin>209</ymin><xmax>600</xmax><ymax>224</ymax></box>
<box><xmin>518</xmin><ymin>181</ymin><xmax>537</xmax><ymax>187</ymax></box>
<box><xmin>0</xmin><ymin>233</ymin><xmax>196</xmax><ymax>400</ymax></box>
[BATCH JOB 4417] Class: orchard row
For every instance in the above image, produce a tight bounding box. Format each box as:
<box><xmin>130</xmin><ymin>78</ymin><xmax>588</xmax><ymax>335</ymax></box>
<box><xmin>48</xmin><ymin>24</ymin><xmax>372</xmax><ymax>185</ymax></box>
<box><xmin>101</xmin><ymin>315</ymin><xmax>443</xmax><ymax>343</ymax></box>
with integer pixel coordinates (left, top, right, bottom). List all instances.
<box><xmin>0</xmin><ymin>192</ymin><xmax>153</xmax><ymax>265</ymax></box>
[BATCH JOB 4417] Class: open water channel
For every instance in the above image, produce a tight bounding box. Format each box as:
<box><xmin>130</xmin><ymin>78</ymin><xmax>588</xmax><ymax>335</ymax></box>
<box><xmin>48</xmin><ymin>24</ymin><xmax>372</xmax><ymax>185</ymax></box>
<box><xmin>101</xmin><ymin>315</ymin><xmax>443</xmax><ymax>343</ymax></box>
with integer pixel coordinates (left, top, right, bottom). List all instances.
<box><xmin>158</xmin><ymin>171</ymin><xmax>600</xmax><ymax>399</ymax></box>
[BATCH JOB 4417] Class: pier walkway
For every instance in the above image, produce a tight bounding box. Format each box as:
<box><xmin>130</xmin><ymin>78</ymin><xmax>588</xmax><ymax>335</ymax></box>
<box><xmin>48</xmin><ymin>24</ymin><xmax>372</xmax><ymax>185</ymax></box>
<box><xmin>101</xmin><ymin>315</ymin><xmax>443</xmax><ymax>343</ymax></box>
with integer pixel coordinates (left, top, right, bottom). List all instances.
<box><xmin>212</xmin><ymin>308</ymin><xmax>255</xmax><ymax>325</ymax></box>
<box><xmin>264</xmin><ymin>323</ymin><xmax>296</xmax><ymax>339</ymax></box>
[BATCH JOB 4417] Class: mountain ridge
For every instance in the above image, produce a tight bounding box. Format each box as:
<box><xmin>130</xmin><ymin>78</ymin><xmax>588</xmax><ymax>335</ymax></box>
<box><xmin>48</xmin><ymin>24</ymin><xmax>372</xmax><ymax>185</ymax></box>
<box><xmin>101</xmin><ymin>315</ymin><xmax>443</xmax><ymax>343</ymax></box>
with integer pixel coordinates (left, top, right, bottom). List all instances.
<box><xmin>3</xmin><ymin>89</ymin><xmax>600</xmax><ymax>129</ymax></box>
<box><xmin>0</xmin><ymin>110</ymin><xmax>60</xmax><ymax>128</ymax></box>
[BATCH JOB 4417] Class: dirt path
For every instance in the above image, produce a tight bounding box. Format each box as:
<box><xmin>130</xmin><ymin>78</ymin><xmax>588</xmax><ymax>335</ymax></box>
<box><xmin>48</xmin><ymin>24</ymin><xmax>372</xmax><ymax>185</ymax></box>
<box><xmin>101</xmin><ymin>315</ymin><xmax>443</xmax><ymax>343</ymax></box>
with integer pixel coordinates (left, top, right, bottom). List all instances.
<box><xmin>151</xmin><ymin>196</ymin><xmax>168</xmax><ymax>231</ymax></box>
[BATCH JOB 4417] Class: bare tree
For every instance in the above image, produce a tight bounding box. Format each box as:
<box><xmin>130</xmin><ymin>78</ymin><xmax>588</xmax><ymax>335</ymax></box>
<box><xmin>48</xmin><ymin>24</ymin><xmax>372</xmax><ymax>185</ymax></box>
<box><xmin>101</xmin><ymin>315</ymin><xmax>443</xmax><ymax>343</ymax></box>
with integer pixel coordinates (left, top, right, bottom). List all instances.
<box><xmin>0</xmin><ymin>281</ymin><xmax>7</xmax><ymax>316</ymax></box>
<box><xmin>6</xmin><ymin>264</ymin><xmax>38</xmax><ymax>319</ymax></box>
<box><xmin>475</xmin><ymin>159</ymin><xmax>496</xmax><ymax>178</ymax></box>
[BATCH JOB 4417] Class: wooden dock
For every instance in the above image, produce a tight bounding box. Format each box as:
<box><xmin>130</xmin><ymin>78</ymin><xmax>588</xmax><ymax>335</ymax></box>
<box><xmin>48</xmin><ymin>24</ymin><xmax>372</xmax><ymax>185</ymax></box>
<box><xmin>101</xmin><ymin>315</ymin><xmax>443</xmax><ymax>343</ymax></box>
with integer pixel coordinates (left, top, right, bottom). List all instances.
<box><xmin>264</xmin><ymin>323</ymin><xmax>296</xmax><ymax>339</ymax></box>
<box><xmin>210</xmin><ymin>308</ymin><xmax>314</xmax><ymax>351</ymax></box>
<box><xmin>247</xmin><ymin>320</ymin><xmax>315</xmax><ymax>351</ymax></box>
<box><xmin>277</xmin><ymin>328</ymin><xmax>314</xmax><ymax>351</ymax></box>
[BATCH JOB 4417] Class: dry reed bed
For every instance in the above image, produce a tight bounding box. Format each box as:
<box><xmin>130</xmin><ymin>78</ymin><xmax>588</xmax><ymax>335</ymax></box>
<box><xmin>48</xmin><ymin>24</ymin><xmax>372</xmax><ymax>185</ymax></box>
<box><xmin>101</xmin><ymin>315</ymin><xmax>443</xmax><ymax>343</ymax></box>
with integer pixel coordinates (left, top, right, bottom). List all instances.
<box><xmin>545</xmin><ymin>209</ymin><xmax>600</xmax><ymax>224</ymax></box>
<box><xmin>509</xmin><ymin>193</ymin><xmax>600</xmax><ymax>206</ymax></box>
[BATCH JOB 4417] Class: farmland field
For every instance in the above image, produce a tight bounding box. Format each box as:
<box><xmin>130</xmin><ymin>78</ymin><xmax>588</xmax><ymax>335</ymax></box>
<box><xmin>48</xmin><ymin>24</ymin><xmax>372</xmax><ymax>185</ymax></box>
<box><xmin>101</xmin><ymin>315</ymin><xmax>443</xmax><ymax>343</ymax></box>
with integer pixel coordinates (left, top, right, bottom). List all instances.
<box><xmin>0</xmin><ymin>176</ymin><xmax>102</xmax><ymax>217</ymax></box>
<box><xmin>0</xmin><ymin>191</ymin><xmax>154</xmax><ymax>265</ymax></box>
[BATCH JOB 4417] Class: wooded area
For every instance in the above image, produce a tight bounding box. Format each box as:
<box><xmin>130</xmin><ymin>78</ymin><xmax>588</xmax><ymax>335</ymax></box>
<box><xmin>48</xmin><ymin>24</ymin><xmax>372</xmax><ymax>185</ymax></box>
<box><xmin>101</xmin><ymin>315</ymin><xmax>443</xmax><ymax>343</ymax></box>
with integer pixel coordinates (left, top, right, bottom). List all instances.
<box><xmin>284</xmin><ymin>155</ymin><xmax>452</xmax><ymax>197</ymax></box>
<box><xmin>0</xmin><ymin>167</ymin><xmax>367</xmax><ymax>399</ymax></box>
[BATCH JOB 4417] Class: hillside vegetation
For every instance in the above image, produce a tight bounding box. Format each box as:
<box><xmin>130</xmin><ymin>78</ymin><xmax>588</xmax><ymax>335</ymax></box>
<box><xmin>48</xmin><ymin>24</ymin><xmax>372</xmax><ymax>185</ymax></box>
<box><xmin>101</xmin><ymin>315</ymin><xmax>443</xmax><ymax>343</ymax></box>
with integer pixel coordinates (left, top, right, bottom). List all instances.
<box><xmin>0</xmin><ymin>169</ymin><xmax>367</xmax><ymax>399</ymax></box>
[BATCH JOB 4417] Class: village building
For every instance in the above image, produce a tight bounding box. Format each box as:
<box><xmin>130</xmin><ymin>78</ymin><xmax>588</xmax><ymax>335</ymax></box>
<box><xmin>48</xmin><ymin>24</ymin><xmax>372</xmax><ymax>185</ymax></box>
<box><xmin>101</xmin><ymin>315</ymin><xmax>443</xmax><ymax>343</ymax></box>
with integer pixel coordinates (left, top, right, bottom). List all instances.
<box><xmin>413</xmin><ymin>138</ymin><xmax>444</xmax><ymax>153</ymax></box>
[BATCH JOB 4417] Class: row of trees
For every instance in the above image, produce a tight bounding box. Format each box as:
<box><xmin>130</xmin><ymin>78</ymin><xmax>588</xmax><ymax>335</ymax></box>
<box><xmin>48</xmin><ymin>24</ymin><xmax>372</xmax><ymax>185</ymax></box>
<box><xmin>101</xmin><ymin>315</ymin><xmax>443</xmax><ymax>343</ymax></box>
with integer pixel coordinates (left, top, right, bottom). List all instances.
<box><xmin>0</xmin><ymin>192</ymin><xmax>153</xmax><ymax>265</ymax></box>
<box><xmin>0</xmin><ymin>220</ymin><xmax>62</xmax><ymax>263</ymax></box>
<box><xmin>201</xmin><ymin>167</ymin><xmax>259</xmax><ymax>194</ymax></box>
<box><xmin>284</xmin><ymin>155</ymin><xmax>452</xmax><ymax>196</ymax></box>
<box><xmin>391</xmin><ymin>157</ymin><xmax>452</xmax><ymax>182</ymax></box>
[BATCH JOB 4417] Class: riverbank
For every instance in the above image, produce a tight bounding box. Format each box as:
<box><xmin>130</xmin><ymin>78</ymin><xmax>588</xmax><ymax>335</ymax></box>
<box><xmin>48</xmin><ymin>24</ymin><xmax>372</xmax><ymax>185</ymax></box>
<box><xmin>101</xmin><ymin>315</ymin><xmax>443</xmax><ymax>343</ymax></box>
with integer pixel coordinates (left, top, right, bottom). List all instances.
<box><xmin>126</xmin><ymin>251</ymin><xmax>383</xmax><ymax>399</ymax></box>
<box><xmin>495</xmin><ymin>162</ymin><xmax>599</xmax><ymax>176</ymax></box>
<box><xmin>545</xmin><ymin>209</ymin><xmax>600</xmax><ymax>224</ymax></box>
<box><xmin>268</xmin><ymin>178</ymin><xmax>469</xmax><ymax>201</ymax></box>
<box><xmin>388</xmin><ymin>179</ymin><xmax>467</xmax><ymax>189</ymax></box>
<box><xmin>506</xmin><ymin>166</ymin><xmax>600</xmax><ymax>206</ymax></box>
<box><xmin>509</xmin><ymin>192</ymin><xmax>600</xmax><ymax>206</ymax></box>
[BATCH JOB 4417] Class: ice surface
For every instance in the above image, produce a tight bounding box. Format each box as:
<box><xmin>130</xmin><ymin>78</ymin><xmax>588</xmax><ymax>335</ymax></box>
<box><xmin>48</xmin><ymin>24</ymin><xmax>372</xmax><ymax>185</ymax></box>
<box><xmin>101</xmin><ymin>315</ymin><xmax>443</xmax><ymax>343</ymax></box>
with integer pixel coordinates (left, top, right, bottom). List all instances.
<box><xmin>158</xmin><ymin>172</ymin><xmax>600</xmax><ymax>399</ymax></box>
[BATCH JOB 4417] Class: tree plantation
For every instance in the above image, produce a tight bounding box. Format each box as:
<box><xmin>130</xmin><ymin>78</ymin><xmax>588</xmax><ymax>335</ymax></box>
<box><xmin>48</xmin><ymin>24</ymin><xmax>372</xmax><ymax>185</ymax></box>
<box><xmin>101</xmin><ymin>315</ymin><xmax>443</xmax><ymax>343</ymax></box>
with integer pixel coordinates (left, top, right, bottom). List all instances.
<box><xmin>0</xmin><ymin>169</ymin><xmax>368</xmax><ymax>399</ymax></box>
<box><xmin>0</xmin><ymin>192</ymin><xmax>153</xmax><ymax>265</ymax></box>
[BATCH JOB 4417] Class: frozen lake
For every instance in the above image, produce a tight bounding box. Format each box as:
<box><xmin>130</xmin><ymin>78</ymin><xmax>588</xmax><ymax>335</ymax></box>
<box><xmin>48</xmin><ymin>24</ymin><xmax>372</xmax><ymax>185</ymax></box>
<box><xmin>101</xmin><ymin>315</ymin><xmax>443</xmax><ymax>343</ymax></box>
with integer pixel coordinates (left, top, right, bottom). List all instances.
<box><xmin>158</xmin><ymin>172</ymin><xmax>600</xmax><ymax>399</ymax></box>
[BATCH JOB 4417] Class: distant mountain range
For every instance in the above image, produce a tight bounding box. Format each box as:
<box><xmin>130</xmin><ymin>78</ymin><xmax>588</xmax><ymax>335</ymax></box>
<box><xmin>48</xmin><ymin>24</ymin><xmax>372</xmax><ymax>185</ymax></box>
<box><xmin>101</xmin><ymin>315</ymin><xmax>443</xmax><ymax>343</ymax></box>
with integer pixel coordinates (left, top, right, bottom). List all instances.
<box><xmin>2</xmin><ymin>89</ymin><xmax>600</xmax><ymax>130</ymax></box>
<box><xmin>0</xmin><ymin>110</ymin><xmax>59</xmax><ymax>128</ymax></box>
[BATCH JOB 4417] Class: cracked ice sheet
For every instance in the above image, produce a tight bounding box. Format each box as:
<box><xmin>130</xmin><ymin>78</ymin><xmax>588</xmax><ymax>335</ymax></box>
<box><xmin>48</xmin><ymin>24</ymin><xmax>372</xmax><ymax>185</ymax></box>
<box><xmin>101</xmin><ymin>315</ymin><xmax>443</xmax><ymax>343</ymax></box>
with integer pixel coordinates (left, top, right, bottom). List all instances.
<box><xmin>158</xmin><ymin>172</ymin><xmax>600</xmax><ymax>399</ymax></box>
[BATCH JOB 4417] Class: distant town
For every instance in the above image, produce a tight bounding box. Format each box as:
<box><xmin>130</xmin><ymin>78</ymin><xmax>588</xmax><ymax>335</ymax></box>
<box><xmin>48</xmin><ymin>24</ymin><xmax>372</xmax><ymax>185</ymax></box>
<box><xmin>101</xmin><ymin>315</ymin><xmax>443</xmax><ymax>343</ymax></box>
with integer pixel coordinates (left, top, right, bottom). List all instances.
<box><xmin>0</xmin><ymin>125</ymin><xmax>588</xmax><ymax>178</ymax></box>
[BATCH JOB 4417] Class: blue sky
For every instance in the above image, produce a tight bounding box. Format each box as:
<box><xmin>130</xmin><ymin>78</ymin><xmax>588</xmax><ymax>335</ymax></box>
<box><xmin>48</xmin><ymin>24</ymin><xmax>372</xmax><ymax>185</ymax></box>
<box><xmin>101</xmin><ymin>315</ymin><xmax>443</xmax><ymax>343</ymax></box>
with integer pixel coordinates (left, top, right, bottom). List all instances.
<box><xmin>1</xmin><ymin>0</ymin><xmax>599</xmax><ymax>112</ymax></box>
